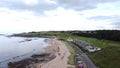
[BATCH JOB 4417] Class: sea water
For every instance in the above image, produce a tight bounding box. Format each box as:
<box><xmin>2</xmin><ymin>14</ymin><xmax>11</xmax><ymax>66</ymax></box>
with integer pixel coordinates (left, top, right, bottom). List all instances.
<box><xmin>0</xmin><ymin>36</ymin><xmax>48</xmax><ymax>68</ymax></box>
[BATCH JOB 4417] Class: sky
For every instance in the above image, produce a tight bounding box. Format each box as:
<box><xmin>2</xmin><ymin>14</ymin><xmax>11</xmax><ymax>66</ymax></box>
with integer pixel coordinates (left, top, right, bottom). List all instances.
<box><xmin>0</xmin><ymin>0</ymin><xmax>120</xmax><ymax>34</ymax></box>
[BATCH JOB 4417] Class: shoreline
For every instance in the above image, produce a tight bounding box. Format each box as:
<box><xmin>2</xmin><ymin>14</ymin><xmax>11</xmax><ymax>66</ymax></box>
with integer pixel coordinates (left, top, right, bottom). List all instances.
<box><xmin>7</xmin><ymin>38</ymin><xmax>56</xmax><ymax>68</ymax></box>
<box><xmin>35</xmin><ymin>39</ymin><xmax>74</xmax><ymax>68</ymax></box>
<box><xmin>8</xmin><ymin>38</ymin><xmax>74</xmax><ymax>68</ymax></box>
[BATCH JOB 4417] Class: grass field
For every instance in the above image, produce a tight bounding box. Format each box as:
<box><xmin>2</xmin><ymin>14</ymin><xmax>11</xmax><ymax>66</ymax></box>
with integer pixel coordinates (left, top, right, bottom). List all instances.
<box><xmin>59</xmin><ymin>34</ymin><xmax>120</xmax><ymax>68</ymax></box>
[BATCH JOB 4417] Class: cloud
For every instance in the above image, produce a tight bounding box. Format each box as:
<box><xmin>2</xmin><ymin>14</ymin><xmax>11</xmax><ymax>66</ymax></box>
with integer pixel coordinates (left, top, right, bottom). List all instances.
<box><xmin>0</xmin><ymin>7</ymin><xmax>113</xmax><ymax>33</ymax></box>
<box><xmin>0</xmin><ymin>0</ymin><xmax>120</xmax><ymax>14</ymax></box>
<box><xmin>56</xmin><ymin>0</ymin><xmax>120</xmax><ymax>10</ymax></box>
<box><xmin>88</xmin><ymin>16</ymin><xmax>112</xmax><ymax>20</ymax></box>
<box><xmin>88</xmin><ymin>15</ymin><xmax>120</xmax><ymax>30</ymax></box>
<box><xmin>111</xmin><ymin>18</ymin><xmax>120</xmax><ymax>29</ymax></box>
<box><xmin>113</xmin><ymin>22</ymin><xmax>120</xmax><ymax>27</ymax></box>
<box><xmin>88</xmin><ymin>15</ymin><xmax>119</xmax><ymax>20</ymax></box>
<box><xmin>0</xmin><ymin>0</ymin><xmax>58</xmax><ymax>14</ymax></box>
<box><xmin>0</xmin><ymin>0</ymin><xmax>120</xmax><ymax>34</ymax></box>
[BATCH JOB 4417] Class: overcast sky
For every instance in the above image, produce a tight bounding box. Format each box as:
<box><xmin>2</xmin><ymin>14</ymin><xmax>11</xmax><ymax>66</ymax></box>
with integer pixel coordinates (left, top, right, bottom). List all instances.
<box><xmin>0</xmin><ymin>0</ymin><xmax>120</xmax><ymax>34</ymax></box>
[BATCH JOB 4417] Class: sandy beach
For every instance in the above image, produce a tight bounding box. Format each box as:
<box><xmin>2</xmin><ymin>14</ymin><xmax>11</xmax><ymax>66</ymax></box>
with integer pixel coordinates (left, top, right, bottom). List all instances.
<box><xmin>35</xmin><ymin>38</ymin><xmax>75</xmax><ymax>68</ymax></box>
<box><xmin>7</xmin><ymin>38</ymin><xmax>74</xmax><ymax>68</ymax></box>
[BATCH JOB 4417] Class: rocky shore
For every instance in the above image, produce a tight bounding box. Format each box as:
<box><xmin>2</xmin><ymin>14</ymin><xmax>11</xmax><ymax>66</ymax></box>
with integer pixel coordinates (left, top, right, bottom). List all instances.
<box><xmin>8</xmin><ymin>38</ymin><xmax>73</xmax><ymax>68</ymax></box>
<box><xmin>8</xmin><ymin>53</ymin><xmax>56</xmax><ymax>68</ymax></box>
<box><xmin>8</xmin><ymin>39</ymin><xmax>59</xmax><ymax>68</ymax></box>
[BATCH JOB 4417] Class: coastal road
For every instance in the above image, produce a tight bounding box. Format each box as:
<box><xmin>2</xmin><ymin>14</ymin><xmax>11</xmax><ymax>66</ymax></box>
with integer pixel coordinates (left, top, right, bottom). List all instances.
<box><xmin>68</xmin><ymin>41</ymin><xmax>96</xmax><ymax>68</ymax></box>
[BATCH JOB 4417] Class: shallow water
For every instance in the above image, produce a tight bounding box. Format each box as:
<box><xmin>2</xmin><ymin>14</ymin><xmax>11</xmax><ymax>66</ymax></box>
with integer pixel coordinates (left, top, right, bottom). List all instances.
<box><xmin>0</xmin><ymin>36</ymin><xmax>48</xmax><ymax>68</ymax></box>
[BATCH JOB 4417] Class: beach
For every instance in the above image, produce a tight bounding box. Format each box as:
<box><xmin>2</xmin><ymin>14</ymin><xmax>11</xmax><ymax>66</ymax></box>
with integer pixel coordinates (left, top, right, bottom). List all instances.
<box><xmin>7</xmin><ymin>38</ymin><xmax>74</xmax><ymax>68</ymax></box>
<box><xmin>34</xmin><ymin>38</ymin><xmax>75</xmax><ymax>68</ymax></box>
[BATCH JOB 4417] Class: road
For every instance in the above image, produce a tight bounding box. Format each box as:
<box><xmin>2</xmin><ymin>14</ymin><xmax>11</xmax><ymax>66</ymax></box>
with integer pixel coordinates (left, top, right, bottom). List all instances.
<box><xmin>68</xmin><ymin>41</ymin><xmax>96</xmax><ymax>68</ymax></box>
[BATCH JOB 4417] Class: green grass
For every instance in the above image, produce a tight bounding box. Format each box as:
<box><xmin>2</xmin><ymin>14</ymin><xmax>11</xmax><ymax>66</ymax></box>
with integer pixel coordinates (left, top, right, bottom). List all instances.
<box><xmin>88</xmin><ymin>46</ymin><xmax>120</xmax><ymax>68</ymax></box>
<box><xmin>64</xmin><ymin>41</ymin><xmax>78</xmax><ymax>65</ymax></box>
<box><xmin>60</xmin><ymin>35</ymin><xmax>120</xmax><ymax>68</ymax></box>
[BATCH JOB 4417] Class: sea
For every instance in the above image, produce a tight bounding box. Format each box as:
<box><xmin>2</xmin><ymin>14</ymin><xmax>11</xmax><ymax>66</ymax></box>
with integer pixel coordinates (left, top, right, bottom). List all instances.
<box><xmin>0</xmin><ymin>35</ymin><xmax>49</xmax><ymax>68</ymax></box>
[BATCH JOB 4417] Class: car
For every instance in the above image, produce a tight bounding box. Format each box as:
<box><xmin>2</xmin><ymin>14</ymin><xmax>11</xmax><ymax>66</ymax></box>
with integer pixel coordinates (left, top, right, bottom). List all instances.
<box><xmin>78</xmin><ymin>63</ymin><xmax>83</xmax><ymax>68</ymax></box>
<box><xmin>76</xmin><ymin>56</ymin><xmax>81</xmax><ymax>60</ymax></box>
<box><xmin>76</xmin><ymin>58</ymin><xmax>82</xmax><ymax>61</ymax></box>
<box><xmin>76</xmin><ymin>56</ymin><xmax>80</xmax><ymax>58</ymax></box>
<box><xmin>76</xmin><ymin>54</ymin><xmax>80</xmax><ymax>58</ymax></box>
<box><xmin>76</xmin><ymin>54</ymin><xmax>80</xmax><ymax>56</ymax></box>
<box><xmin>77</xmin><ymin>60</ymin><xmax>82</xmax><ymax>64</ymax></box>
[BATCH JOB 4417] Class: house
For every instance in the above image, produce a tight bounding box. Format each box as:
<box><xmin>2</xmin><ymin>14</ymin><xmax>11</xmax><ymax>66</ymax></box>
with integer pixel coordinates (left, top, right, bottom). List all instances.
<box><xmin>73</xmin><ymin>39</ymin><xmax>101</xmax><ymax>53</ymax></box>
<box><xmin>67</xmin><ymin>38</ymin><xmax>74</xmax><ymax>42</ymax></box>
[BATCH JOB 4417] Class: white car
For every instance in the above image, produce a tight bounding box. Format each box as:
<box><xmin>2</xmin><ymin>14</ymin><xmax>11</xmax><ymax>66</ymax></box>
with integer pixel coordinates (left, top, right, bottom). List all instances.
<box><xmin>77</xmin><ymin>61</ymin><xmax>82</xmax><ymax>64</ymax></box>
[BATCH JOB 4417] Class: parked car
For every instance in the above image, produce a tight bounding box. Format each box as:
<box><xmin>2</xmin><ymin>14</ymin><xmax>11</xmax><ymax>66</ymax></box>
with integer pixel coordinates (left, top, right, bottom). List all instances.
<box><xmin>76</xmin><ymin>58</ymin><xmax>81</xmax><ymax>61</ymax></box>
<box><xmin>76</xmin><ymin>56</ymin><xmax>81</xmax><ymax>59</ymax></box>
<box><xmin>76</xmin><ymin>54</ymin><xmax>80</xmax><ymax>56</ymax></box>
<box><xmin>78</xmin><ymin>63</ymin><xmax>83</xmax><ymax>68</ymax></box>
<box><xmin>77</xmin><ymin>60</ymin><xmax>82</xmax><ymax>64</ymax></box>
<box><xmin>76</xmin><ymin>55</ymin><xmax>82</xmax><ymax>62</ymax></box>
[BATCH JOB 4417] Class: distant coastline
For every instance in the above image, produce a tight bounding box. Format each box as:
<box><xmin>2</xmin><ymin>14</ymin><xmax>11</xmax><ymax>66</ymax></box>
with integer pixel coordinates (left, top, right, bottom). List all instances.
<box><xmin>9</xmin><ymin>30</ymin><xmax>120</xmax><ymax>41</ymax></box>
<box><xmin>10</xmin><ymin>33</ymin><xmax>56</xmax><ymax>38</ymax></box>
